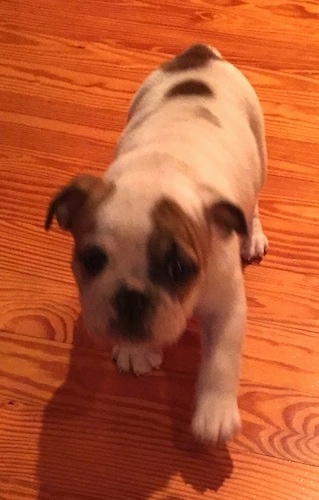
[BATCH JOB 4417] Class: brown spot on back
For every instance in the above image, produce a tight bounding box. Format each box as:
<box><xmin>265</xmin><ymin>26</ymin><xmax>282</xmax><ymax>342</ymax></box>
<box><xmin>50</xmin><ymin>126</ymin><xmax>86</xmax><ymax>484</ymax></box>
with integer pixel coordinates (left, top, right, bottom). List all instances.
<box><xmin>126</xmin><ymin>110</ymin><xmax>154</xmax><ymax>134</ymax></box>
<box><xmin>45</xmin><ymin>175</ymin><xmax>115</xmax><ymax>240</ymax></box>
<box><xmin>148</xmin><ymin>198</ymin><xmax>210</xmax><ymax>301</ymax></box>
<box><xmin>127</xmin><ymin>85</ymin><xmax>150</xmax><ymax>122</ymax></box>
<box><xmin>162</xmin><ymin>44</ymin><xmax>220</xmax><ymax>72</ymax></box>
<box><xmin>166</xmin><ymin>79</ymin><xmax>213</xmax><ymax>98</ymax></box>
<box><xmin>195</xmin><ymin>106</ymin><xmax>221</xmax><ymax>127</ymax></box>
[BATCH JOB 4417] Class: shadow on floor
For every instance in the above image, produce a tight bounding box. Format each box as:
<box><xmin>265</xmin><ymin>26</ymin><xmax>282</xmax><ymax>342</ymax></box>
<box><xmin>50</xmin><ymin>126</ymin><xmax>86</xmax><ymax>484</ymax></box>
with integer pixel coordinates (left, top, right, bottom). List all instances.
<box><xmin>37</xmin><ymin>318</ymin><xmax>233</xmax><ymax>499</ymax></box>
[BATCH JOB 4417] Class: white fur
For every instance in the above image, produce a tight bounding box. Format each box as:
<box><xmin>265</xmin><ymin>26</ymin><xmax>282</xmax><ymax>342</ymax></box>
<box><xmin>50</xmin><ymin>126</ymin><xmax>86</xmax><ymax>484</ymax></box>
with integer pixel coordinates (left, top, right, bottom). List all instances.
<box><xmin>73</xmin><ymin>45</ymin><xmax>268</xmax><ymax>444</ymax></box>
<box><xmin>112</xmin><ymin>343</ymin><xmax>163</xmax><ymax>375</ymax></box>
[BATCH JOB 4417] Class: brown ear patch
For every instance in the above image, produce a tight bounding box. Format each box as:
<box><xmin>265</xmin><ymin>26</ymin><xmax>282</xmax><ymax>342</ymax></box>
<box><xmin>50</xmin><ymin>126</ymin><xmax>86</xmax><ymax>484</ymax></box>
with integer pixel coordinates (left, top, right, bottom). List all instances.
<box><xmin>166</xmin><ymin>79</ymin><xmax>213</xmax><ymax>98</ymax></box>
<box><xmin>148</xmin><ymin>198</ymin><xmax>210</xmax><ymax>301</ymax></box>
<box><xmin>162</xmin><ymin>44</ymin><xmax>220</xmax><ymax>72</ymax></box>
<box><xmin>209</xmin><ymin>200</ymin><xmax>247</xmax><ymax>236</ymax></box>
<box><xmin>45</xmin><ymin>175</ymin><xmax>115</xmax><ymax>238</ymax></box>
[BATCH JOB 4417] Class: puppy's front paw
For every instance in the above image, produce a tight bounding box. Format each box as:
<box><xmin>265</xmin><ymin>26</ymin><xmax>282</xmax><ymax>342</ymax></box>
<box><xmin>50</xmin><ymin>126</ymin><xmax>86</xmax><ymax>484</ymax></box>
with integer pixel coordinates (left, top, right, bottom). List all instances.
<box><xmin>241</xmin><ymin>227</ymin><xmax>268</xmax><ymax>262</ymax></box>
<box><xmin>112</xmin><ymin>343</ymin><xmax>163</xmax><ymax>376</ymax></box>
<box><xmin>192</xmin><ymin>394</ymin><xmax>241</xmax><ymax>444</ymax></box>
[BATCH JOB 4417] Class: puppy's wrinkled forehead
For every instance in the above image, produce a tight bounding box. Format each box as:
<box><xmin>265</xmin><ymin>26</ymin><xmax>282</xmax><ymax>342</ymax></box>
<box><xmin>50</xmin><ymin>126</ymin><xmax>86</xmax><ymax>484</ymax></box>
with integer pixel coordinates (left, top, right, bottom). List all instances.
<box><xmin>96</xmin><ymin>185</ymin><xmax>152</xmax><ymax>238</ymax></box>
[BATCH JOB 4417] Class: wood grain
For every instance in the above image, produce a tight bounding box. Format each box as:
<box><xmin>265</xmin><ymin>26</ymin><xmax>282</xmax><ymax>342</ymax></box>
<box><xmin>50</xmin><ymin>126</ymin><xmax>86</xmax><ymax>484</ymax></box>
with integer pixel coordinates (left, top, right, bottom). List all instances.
<box><xmin>0</xmin><ymin>332</ymin><xmax>319</xmax><ymax>500</ymax></box>
<box><xmin>1</xmin><ymin>0</ymin><xmax>319</xmax><ymax>498</ymax></box>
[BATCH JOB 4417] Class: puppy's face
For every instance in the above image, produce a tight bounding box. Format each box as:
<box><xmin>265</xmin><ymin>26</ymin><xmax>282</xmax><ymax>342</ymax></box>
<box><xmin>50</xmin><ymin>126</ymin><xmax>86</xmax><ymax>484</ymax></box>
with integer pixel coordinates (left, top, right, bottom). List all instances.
<box><xmin>45</xmin><ymin>176</ymin><xmax>210</xmax><ymax>345</ymax></box>
<box><xmin>46</xmin><ymin>175</ymin><xmax>246</xmax><ymax>346</ymax></box>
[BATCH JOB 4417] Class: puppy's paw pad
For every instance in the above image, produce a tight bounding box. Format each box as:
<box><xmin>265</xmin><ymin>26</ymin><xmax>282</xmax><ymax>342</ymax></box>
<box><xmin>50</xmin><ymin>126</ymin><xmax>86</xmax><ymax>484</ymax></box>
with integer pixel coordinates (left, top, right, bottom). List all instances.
<box><xmin>192</xmin><ymin>395</ymin><xmax>241</xmax><ymax>445</ymax></box>
<box><xmin>112</xmin><ymin>344</ymin><xmax>163</xmax><ymax>376</ymax></box>
<box><xmin>241</xmin><ymin>231</ymin><xmax>268</xmax><ymax>262</ymax></box>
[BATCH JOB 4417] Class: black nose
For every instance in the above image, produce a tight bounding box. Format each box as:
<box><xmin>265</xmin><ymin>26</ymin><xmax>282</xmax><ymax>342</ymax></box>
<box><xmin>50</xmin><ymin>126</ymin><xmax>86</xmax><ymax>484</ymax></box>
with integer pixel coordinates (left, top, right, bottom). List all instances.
<box><xmin>113</xmin><ymin>286</ymin><xmax>150</xmax><ymax>323</ymax></box>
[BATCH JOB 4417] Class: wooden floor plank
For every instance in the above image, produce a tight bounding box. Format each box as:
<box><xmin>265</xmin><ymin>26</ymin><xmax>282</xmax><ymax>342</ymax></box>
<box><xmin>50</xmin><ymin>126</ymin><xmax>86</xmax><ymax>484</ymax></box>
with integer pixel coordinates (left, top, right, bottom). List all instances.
<box><xmin>1</xmin><ymin>333</ymin><xmax>319</xmax><ymax>500</ymax></box>
<box><xmin>1</xmin><ymin>0</ymin><xmax>319</xmax><ymax>497</ymax></box>
<box><xmin>1</xmin><ymin>331</ymin><xmax>319</xmax><ymax>470</ymax></box>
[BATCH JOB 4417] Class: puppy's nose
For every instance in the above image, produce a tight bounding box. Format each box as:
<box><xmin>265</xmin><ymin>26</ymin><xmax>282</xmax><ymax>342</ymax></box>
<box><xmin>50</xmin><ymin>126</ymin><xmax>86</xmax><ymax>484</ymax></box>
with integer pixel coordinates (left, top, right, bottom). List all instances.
<box><xmin>114</xmin><ymin>286</ymin><xmax>150</xmax><ymax>323</ymax></box>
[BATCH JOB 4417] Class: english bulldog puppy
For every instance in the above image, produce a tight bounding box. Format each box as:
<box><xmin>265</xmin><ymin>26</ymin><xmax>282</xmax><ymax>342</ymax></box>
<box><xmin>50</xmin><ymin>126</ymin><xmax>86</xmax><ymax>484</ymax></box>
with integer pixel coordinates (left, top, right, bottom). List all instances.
<box><xmin>45</xmin><ymin>44</ymin><xmax>268</xmax><ymax>444</ymax></box>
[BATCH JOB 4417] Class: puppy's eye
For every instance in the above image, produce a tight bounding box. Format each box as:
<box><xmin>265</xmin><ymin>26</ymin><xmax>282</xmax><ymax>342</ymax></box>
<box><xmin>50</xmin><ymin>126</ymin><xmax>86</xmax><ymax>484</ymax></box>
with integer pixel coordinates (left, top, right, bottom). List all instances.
<box><xmin>166</xmin><ymin>246</ymin><xmax>198</xmax><ymax>285</ymax></box>
<box><xmin>78</xmin><ymin>246</ymin><xmax>108</xmax><ymax>277</ymax></box>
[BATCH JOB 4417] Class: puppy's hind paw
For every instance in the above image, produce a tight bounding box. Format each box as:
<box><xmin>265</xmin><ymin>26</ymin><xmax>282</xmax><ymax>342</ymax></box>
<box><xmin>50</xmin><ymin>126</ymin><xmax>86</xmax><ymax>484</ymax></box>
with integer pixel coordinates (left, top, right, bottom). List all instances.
<box><xmin>192</xmin><ymin>394</ymin><xmax>241</xmax><ymax>445</ymax></box>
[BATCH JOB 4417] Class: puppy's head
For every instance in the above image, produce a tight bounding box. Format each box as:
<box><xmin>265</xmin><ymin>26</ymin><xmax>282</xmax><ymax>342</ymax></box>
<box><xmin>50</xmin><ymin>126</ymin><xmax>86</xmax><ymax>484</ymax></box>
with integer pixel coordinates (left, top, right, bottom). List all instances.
<box><xmin>45</xmin><ymin>175</ymin><xmax>246</xmax><ymax>346</ymax></box>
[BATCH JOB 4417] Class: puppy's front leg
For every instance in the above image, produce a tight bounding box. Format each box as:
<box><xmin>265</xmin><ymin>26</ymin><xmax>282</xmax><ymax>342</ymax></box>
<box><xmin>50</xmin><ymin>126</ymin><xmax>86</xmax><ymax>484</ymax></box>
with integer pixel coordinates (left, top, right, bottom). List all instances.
<box><xmin>192</xmin><ymin>277</ymin><xmax>246</xmax><ymax>444</ymax></box>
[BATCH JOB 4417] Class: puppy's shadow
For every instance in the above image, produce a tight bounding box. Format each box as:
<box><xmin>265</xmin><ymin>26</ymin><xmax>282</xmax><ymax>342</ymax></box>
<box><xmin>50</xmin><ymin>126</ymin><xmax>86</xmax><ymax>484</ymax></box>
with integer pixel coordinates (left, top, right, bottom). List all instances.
<box><xmin>37</xmin><ymin>318</ymin><xmax>232</xmax><ymax>499</ymax></box>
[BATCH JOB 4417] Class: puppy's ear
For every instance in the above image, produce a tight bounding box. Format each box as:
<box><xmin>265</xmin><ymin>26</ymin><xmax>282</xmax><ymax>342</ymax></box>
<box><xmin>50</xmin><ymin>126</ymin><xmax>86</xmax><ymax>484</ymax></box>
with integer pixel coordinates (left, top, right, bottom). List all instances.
<box><xmin>45</xmin><ymin>175</ymin><xmax>114</xmax><ymax>233</ymax></box>
<box><xmin>208</xmin><ymin>200</ymin><xmax>247</xmax><ymax>236</ymax></box>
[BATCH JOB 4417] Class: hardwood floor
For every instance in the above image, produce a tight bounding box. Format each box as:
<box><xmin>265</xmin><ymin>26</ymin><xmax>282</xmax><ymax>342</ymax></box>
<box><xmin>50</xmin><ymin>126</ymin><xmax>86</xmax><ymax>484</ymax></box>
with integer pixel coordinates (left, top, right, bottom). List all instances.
<box><xmin>1</xmin><ymin>0</ymin><xmax>319</xmax><ymax>498</ymax></box>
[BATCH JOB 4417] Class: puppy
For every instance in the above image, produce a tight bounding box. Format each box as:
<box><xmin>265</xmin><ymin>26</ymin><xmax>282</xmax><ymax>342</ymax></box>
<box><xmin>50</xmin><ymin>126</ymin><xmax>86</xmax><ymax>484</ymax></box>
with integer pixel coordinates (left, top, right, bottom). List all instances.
<box><xmin>45</xmin><ymin>44</ymin><xmax>268</xmax><ymax>444</ymax></box>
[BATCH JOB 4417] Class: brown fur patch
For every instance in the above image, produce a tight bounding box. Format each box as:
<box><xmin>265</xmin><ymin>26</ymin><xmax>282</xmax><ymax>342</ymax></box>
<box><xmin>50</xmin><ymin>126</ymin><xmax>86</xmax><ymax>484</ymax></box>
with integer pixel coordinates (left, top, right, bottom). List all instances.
<box><xmin>127</xmin><ymin>110</ymin><xmax>154</xmax><ymax>134</ymax></box>
<box><xmin>148</xmin><ymin>198</ymin><xmax>210</xmax><ymax>301</ymax></box>
<box><xmin>162</xmin><ymin>44</ymin><xmax>220</xmax><ymax>72</ymax></box>
<box><xmin>208</xmin><ymin>200</ymin><xmax>247</xmax><ymax>236</ymax></box>
<box><xmin>45</xmin><ymin>175</ymin><xmax>115</xmax><ymax>240</ymax></box>
<box><xmin>194</xmin><ymin>106</ymin><xmax>221</xmax><ymax>127</ymax></box>
<box><xmin>166</xmin><ymin>79</ymin><xmax>213</xmax><ymax>98</ymax></box>
<box><xmin>127</xmin><ymin>85</ymin><xmax>150</xmax><ymax>122</ymax></box>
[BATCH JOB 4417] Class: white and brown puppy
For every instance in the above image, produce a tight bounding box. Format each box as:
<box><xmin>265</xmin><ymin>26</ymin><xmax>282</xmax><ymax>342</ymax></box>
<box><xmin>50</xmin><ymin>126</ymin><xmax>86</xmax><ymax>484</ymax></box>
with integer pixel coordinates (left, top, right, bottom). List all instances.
<box><xmin>45</xmin><ymin>44</ymin><xmax>268</xmax><ymax>444</ymax></box>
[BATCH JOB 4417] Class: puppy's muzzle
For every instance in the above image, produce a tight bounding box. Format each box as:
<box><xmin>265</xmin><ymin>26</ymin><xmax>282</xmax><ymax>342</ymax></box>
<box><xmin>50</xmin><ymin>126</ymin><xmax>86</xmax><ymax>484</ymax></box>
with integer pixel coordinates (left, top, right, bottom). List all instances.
<box><xmin>112</xmin><ymin>286</ymin><xmax>150</xmax><ymax>340</ymax></box>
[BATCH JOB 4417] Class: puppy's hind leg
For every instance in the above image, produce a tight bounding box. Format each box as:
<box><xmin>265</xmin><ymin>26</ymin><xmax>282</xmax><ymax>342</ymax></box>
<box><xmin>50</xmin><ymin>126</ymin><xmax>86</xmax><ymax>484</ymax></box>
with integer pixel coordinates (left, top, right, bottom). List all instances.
<box><xmin>241</xmin><ymin>202</ymin><xmax>268</xmax><ymax>262</ymax></box>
